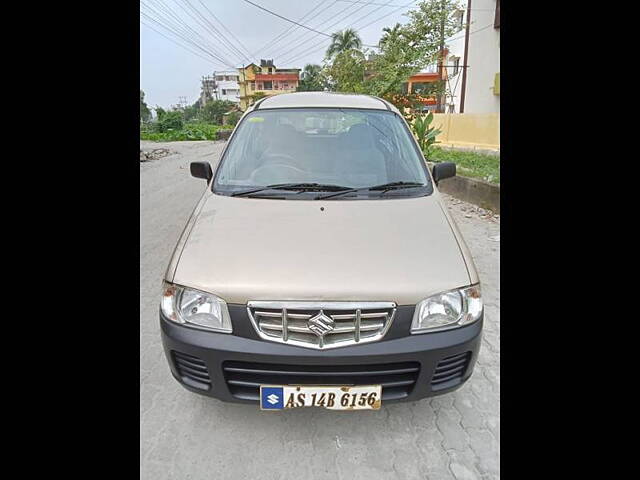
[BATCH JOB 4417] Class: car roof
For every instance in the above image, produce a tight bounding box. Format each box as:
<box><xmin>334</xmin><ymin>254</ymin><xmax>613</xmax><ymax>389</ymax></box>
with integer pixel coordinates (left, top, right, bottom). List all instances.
<box><xmin>252</xmin><ymin>92</ymin><xmax>398</xmax><ymax>113</ymax></box>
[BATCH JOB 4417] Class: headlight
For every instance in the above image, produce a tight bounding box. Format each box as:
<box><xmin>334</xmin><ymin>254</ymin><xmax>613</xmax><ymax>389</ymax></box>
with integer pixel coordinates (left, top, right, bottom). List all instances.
<box><xmin>411</xmin><ymin>284</ymin><xmax>482</xmax><ymax>333</ymax></box>
<box><xmin>161</xmin><ymin>282</ymin><xmax>232</xmax><ymax>333</ymax></box>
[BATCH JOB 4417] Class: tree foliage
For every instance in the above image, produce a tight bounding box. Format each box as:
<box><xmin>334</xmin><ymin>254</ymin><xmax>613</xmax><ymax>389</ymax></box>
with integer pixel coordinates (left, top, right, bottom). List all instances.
<box><xmin>326</xmin><ymin>50</ymin><xmax>367</xmax><ymax>93</ymax></box>
<box><xmin>320</xmin><ymin>0</ymin><xmax>462</xmax><ymax>109</ymax></box>
<box><xmin>364</xmin><ymin>0</ymin><xmax>461</xmax><ymax>98</ymax></box>
<box><xmin>200</xmin><ymin>99</ymin><xmax>235</xmax><ymax>124</ymax></box>
<box><xmin>155</xmin><ymin>108</ymin><xmax>183</xmax><ymax>132</ymax></box>
<box><xmin>326</xmin><ymin>28</ymin><xmax>363</xmax><ymax>59</ymax></box>
<box><xmin>140</xmin><ymin>90</ymin><xmax>151</xmax><ymax>123</ymax></box>
<box><xmin>297</xmin><ymin>64</ymin><xmax>327</xmax><ymax>92</ymax></box>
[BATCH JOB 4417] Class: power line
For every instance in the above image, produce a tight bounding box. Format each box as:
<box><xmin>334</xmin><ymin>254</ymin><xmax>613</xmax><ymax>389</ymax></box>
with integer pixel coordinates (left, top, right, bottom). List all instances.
<box><xmin>255</xmin><ymin>0</ymin><xmax>336</xmax><ymax>58</ymax></box>
<box><xmin>337</xmin><ymin>0</ymin><xmax>495</xmax><ymax>9</ymax></box>
<box><xmin>173</xmin><ymin>0</ymin><xmax>250</xmax><ymax>65</ymax></box>
<box><xmin>140</xmin><ymin>19</ymin><xmax>228</xmax><ymax>68</ymax></box>
<box><xmin>281</xmin><ymin>9</ymin><xmax>491</xmax><ymax>70</ymax></box>
<box><xmin>140</xmin><ymin>9</ymin><xmax>236</xmax><ymax>68</ymax></box>
<box><xmin>265</xmin><ymin>0</ymin><xmax>372</xmax><ymax>60</ymax></box>
<box><xmin>242</xmin><ymin>0</ymin><xmax>380</xmax><ymax>48</ymax></box>
<box><xmin>196</xmin><ymin>0</ymin><xmax>254</xmax><ymax>62</ymax></box>
<box><xmin>272</xmin><ymin>0</ymin><xmax>388</xmax><ymax>63</ymax></box>
<box><xmin>279</xmin><ymin>0</ymin><xmax>412</xmax><ymax>65</ymax></box>
<box><xmin>141</xmin><ymin>1</ymin><xmax>238</xmax><ymax>68</ymax></box>
<box><xmin>144</xmin><ymin>0</ymin><xmax>245</xmax><ymax>67</ymax></box>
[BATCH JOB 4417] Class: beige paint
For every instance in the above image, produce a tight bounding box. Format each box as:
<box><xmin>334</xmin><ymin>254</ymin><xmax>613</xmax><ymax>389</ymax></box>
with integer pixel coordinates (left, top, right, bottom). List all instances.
<box><xmin>169</xmin><ymin>191</ymin><xmax>476</xmax><ymax>306</ymax></box>
<box><xmin>431</xmin><ymin>113</ymin><xmax>500</xmax><ymax>151</ymax></box>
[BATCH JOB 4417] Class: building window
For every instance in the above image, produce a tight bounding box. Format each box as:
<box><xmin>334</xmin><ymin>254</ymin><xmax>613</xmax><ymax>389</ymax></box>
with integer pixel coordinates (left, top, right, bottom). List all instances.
<box><xmin>452</xmin><ymin>57</ymin><xmax>460</xmax><ymax>76</ymax></box>
<box><xmin>454</xmin><ymin>9</ymin><xmax>464</xmax><ymax>30</ymax></box>
<box><xmin>263</xmin><ymin>81</ymin><xmax>273</xmax><ymax>90</ymax></box>
<box><xmin>222</xmin><ymin>89</ymin><xmax>227</xmax><ymax>95</ymax></box>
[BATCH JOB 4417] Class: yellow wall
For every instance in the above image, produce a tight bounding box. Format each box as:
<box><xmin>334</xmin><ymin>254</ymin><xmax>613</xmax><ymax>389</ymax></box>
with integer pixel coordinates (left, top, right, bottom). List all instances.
<box><xmin>431</xmin><ymin>113</ymin><xmax>500</xmax><ymax>151</ymax></box>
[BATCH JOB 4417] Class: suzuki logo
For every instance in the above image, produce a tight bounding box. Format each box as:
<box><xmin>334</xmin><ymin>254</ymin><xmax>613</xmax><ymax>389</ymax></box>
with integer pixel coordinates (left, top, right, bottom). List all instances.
<box><xmin>267</xmin><ymin>394</ymin><xmax>280</xmax><ymax>405</ymax></box>
<box><xmin>307</xmin><ymin>311</ymin><xmax>335</xmax><ymax>337</ymax></box>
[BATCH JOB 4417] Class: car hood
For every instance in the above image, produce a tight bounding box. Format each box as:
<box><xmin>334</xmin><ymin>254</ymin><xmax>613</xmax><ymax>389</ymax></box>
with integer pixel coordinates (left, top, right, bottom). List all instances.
<box><xmin>172</xmin><ymin>193</ymin><xmax>472</xmax><ymax>305</ymax></box>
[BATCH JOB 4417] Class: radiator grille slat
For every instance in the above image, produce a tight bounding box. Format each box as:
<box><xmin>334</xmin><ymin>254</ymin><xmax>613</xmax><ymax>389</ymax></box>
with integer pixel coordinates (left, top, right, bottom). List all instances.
<box><xmin>248</xmin><ymin>301</ymin><xmax>396</xmax><ymax>349</ymax></box>
<box><xmin>223</xmin><ymin>361</ymin><xmax>420</xmax><ymax>401</ymax></box>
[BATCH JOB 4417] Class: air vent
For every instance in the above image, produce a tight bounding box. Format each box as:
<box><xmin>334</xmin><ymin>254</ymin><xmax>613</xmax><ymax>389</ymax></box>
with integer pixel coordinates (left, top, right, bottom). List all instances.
<box><xmin>431</xmin><ymin>352</ymin><xmax>471</xmax><ymax>390</ymax></box>
<box><xmin>172</xmin><ymin>351</ymin><xmax>211</xmax><ymax>390</ymax></box>
<box><xmin>223</xmin><ymin>360</ymin><xmax>420</xmax><ymax>402</ymax></box>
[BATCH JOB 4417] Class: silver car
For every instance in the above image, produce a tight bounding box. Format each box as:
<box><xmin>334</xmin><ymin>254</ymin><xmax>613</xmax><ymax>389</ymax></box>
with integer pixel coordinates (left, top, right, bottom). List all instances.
<box><xmin>160</xmin><ymin>92</ymin><xmax>482</xmax><ymax>411</ymax></box>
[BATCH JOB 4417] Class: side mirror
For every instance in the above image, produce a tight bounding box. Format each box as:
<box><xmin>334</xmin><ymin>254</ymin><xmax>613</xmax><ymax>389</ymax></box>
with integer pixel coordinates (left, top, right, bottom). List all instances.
<box><xmin>432</xmin><ymin>162</ymin><xmax>456</xmax><ymax>184</ymax></box>
<box><xmin>190</xmin><ymin>161</ymin><xmax>213</xmax><ymax>181</ymax></box>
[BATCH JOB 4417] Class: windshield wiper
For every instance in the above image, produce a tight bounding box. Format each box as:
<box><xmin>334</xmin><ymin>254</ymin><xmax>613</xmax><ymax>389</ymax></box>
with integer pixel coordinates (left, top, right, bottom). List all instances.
<box><xmin>314</xmin><ymin>181</ymin><xmax>426</xmax><ymax>200</ymax></box>
<box><xmin>231</xmin><ymin>183</ymin><xmax>351</xmax><ymax>197</ymax></box>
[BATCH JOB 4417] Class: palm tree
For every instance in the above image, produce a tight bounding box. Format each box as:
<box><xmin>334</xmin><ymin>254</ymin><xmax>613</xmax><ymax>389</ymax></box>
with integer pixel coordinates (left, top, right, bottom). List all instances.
<box><xmin>298</xmin><ymin>64</ymin><xmax>325</xmax><ymax>91</ymax></box>
<box><xmin>301</xmin><ymin>64</ymin><xmax>322</xmax><ymax>80</ymax></box>
<box><xmin>326</xmin><ymin>28</ymin><xmax>362</xmax><ymax>58</ymax></box>
<box><xmin>379</xmin><ymin>23</ymin><xmax>403</xmax><ymax>49</ymax></box>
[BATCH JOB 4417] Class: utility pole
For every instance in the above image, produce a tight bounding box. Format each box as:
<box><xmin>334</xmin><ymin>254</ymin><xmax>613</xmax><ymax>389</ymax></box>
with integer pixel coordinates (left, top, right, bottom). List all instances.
<box><xmin>459</xmin><ymin>0</ymin><xmax>472</xmax><ymax>113</ymax></box>
<box><xmin>437</xmin><ymin>0</ymin><xmax>446</xmax><ymax>113</ymax></box>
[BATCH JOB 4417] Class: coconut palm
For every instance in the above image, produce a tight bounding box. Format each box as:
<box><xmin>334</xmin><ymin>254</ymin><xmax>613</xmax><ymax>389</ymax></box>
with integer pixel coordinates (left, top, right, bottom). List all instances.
<box><xmin>298</xmin><ymin>64</ymin><xmax>325</xmax><ymax>91</ymax></box>
<box><xmin>326</xmin><ymin>28</ymin><xmax>363</xmax><ymax>58</ymax></box>
<box><xmin>379</xmin><ymin>23</ymin><xmax>403</xmax><ymax>48</ymax></box>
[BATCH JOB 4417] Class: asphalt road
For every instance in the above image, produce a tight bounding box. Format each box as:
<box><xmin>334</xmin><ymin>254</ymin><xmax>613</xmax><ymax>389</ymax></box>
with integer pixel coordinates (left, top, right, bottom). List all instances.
<box><xmin>140</xmin><ymin>141</ymin><xmax>500</xmax><ymax>480</ymax></box>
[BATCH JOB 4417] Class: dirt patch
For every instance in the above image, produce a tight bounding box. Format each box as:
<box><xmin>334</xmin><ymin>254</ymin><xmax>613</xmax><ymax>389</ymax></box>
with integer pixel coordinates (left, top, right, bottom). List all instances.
<box><xmin>140</xmin><ymin>148</ymin><xmax>173</xmax><ymax>162</ymax></box>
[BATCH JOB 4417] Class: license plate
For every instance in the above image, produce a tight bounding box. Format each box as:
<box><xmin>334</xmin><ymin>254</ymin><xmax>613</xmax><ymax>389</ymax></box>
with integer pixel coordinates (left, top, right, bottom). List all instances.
<box><xmin>260</xmin><ymin>385</ymin><xmax>381</xmax><ymax>410</ymax></box>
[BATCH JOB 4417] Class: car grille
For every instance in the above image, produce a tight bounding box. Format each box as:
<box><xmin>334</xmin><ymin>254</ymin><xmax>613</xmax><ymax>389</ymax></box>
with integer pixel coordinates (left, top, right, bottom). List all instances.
<box><xmin>247</xmin><ymin>301</ymin><xmax>396</xmax><ymax>349</ymax></box>
<box><xmin>430</xmin><ymin>352</ymin><xmax>471</xmax><ymax>390</ymax></box>
<box><xmin>223</xmin><ymin>360</ymin><xmax>420</xmax><ymax>401</ymax></box>
<box><xmin>172</xmin><ymin>351</ymin><xmax>211</xmax><ymax>390</ymax></box>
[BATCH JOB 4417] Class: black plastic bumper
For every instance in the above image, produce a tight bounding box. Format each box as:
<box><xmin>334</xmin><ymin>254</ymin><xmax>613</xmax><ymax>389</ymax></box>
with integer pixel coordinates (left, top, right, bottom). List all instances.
<box><xmin>160</xmin><ymin>305</ymin><xmax>483</xmax><ymax>404</ymax></box>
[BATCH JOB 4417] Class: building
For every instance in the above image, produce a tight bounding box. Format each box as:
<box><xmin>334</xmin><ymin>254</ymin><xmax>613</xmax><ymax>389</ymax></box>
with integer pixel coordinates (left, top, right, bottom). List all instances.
<box><xmin>403</xmin><ymin>65</ymin><xmax>441</xmax><ymax>112</ymax></box>
<box><xmin>445</xmin><ymin>0</ymin><xmax>500</xmax><ymax>113</ymax></box>
<box><xmin>213</xmin><ymin>71</ymin><xmax>241</xmax><ymax>103</ymax></box>
<box><xmin>401</xmin><ymin>0</ymin><xmax>500</xmax><ymax>114</ymax></box>
<box><xmin>238</xmin><ymin>59</ymin><xmax>301</xmax><ymax>110</ymax></box>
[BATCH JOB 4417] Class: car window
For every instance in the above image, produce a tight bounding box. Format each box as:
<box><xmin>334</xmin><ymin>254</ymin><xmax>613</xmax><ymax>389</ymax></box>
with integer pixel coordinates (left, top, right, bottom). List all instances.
<box><xmin>214</xmin><ymin>108</ymin><xmax>430</xmax><ymax>195</ymax></box>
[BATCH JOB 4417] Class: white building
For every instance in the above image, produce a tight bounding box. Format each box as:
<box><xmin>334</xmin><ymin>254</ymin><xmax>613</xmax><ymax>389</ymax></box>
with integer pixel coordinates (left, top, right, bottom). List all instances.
<box><xmin>444</xmin><ymin>0</ymin><xmax>500</xmax><ymax>113</ymax></box>
<box><xmin>214</xmin><ymin>71</ymin><xmax>241</xmax><ymax>103</ymax></box>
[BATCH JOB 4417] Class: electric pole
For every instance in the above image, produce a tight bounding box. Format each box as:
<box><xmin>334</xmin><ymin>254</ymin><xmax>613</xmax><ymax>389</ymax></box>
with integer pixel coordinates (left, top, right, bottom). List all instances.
<box><xmin>437</xmin><ymin>0</ymin><xmax>446</xmax><ymax>113</ymax></box>
<box><xmin>459</xmin><ymin>0</ymin><xmax>472</xmax><ymax>113</ymax></box>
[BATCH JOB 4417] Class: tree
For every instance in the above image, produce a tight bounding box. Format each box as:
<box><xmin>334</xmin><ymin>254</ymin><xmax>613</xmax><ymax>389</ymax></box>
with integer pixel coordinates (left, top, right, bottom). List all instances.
<box><xmin>249</xmin><ymin>91</ymin><xmax>266</xmax><ymax>106</ymax></box>
<box><xmin>140</xmin><ymin>90</ymin><xmax>151</xmax><ymax>122</ymax></box>
<box><xmin>326</xmin><ymin>50</ymin><xmax>367</xmax><ymax>93</ymax></box>
<box><xmin>326</xmin><ymin>28</ymin><xmax>362</xmax><ymax>59</ymax></box>
<box><xmin>200</xmin><ymin>99</ymin><xmax>235</xmax><ymax>124</ymax></box>
<box><xmin>363</xmin><ymin>0</ymin><xmax>461</xmax><ymax>98</ymax></box>
<box><xmin>297</xmin><ymin>64</ymin><xmax>326</xmax><ymax>92</ymax></box>
<box><xmin>155</xmin><ymin>108</ymin><xmax>183</xmax><ymax>132</ymax></box>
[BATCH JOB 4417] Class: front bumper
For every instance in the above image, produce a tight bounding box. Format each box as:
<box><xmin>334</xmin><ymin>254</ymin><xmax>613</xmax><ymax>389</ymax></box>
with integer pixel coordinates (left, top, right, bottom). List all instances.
<box><xmin>160</xmin><ymin>305</ymin><xmax>483</xmax><ymax>404</ymax></box>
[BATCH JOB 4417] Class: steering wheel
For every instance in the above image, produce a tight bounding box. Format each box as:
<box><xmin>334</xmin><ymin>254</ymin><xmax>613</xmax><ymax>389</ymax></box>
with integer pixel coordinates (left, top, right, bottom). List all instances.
<box><xmin>250</xmin><ymin>154</ymin><xmax>307</xmax><ymax>184</ymax></box>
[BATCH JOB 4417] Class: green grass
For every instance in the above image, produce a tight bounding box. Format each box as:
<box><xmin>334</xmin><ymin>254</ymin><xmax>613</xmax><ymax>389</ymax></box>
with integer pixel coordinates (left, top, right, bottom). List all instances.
<box><xmin>427</xmin><ymin>146</ymin><xmax>500</xmax><ymax>184</ymax></box>
<box><xmin>140</xmin><ymin>122</ymin><xmax>233</xmax><ymax>141</ymax></box>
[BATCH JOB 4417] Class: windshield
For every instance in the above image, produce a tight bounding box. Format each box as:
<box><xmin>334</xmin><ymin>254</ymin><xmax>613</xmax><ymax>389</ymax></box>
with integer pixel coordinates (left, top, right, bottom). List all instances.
<box><xmin>213</xmin><ymin>108</ymin><xmax>431</xmax><ymax>198</ymax></box>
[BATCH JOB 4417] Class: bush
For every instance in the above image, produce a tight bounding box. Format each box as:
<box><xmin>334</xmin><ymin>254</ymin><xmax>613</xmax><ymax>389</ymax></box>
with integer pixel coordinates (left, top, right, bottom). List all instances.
<box><xmin>226</xmin><ymin>111</ymin><xmax>242</xmax><ymax>126</ymax></box>
<box><xmin>156</xmin><ymin>110</ymin><xmax>183</xmax><ymax>132</ymax></box>
<box><xmin>140</xmin><ymin>122</ymin><xmax>233</xmax><ymax>141</ymax></box>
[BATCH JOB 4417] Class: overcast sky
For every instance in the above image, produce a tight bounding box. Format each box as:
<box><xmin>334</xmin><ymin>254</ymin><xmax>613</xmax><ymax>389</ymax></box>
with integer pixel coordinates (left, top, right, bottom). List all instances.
<box><xmin>140</xmin><ymin>0</ymin><xmax>416</xmax><ymax>108</ymax></box>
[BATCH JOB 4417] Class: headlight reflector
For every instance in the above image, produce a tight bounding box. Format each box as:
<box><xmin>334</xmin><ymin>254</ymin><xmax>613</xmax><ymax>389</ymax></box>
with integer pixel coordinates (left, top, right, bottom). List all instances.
<box><xmin>411</xmin><ymin>284</ymin><xmax>482</xmax><ymax>333</ymax></box>
<box><xmin>161</xmin><ymin>282</ymin><xmax>232</xmax><ymax>333</ymax></box>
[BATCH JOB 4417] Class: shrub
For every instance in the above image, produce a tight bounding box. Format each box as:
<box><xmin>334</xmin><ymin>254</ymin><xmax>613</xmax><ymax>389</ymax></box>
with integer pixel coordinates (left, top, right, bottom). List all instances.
<box><xmin>411</xmin><ymin>112</ymin><xmax>441</xmax><ymax>158</ymax></box>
